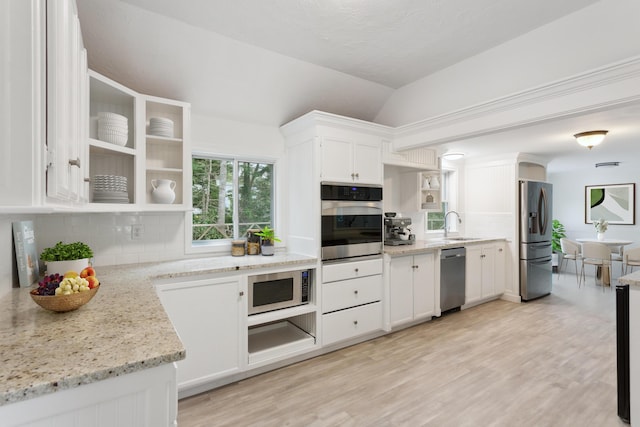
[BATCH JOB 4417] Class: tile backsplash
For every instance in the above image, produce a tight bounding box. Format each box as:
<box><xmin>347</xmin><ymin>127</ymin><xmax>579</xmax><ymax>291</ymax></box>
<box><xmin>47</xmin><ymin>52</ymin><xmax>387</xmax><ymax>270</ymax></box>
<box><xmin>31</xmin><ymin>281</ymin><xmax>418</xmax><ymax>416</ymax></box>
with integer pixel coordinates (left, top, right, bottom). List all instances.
<box><xmin>34</xmin><ymin>212</ymin><xmax>187</xmax><ymax>267</ymax></box>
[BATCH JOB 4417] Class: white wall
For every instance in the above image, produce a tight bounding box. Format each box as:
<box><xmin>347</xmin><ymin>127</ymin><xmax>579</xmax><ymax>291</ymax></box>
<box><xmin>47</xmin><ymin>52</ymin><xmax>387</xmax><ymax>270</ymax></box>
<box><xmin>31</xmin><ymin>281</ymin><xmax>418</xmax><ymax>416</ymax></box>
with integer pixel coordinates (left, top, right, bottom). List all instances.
<box><xmin>549</xmin><ymin>162</ymin><xmax>640</xmax><ymax>245</ymax></box>
<box><xmin>375</xmin><ymin>0</ymin><xmax>640</xmax><ymax>127</ymax></box>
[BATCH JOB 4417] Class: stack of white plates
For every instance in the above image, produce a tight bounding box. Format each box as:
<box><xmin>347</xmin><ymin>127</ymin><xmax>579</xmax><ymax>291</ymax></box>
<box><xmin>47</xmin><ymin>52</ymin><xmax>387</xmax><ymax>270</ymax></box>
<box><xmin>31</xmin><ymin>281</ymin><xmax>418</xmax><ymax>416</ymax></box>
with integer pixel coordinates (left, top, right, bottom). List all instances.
<box><xmin>92</xmin><ymin>175</ymin><xmax>129</xmax><ymax>203</ymax></box>
<box><xmin>97</xmin><ymin>112</ymin><xmax>128</xmax><ymax>146</ymax></box>
<box><xmin>149</xmin><ymin>117</ymin><xmax>174</xmax><ymax>138</ymax></box>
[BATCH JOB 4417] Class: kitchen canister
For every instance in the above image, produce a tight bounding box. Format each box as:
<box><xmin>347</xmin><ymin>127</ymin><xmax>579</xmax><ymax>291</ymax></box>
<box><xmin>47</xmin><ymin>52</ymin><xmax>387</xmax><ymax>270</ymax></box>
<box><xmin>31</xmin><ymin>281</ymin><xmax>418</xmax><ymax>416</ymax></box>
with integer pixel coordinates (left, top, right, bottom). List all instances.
<box><xmin>246</xmin><ymin>229</ymin><xmax>261</xmax><ymax>255</ymax></box>
<box><xmin>231</xmin><ymin>239</ymin><xmax>246</xmax><ymax>256</ymax></box>
<box><xmin>151</xmin><ymin>179</ymin><xmax>176</xmax><ymax>204</ymax></box>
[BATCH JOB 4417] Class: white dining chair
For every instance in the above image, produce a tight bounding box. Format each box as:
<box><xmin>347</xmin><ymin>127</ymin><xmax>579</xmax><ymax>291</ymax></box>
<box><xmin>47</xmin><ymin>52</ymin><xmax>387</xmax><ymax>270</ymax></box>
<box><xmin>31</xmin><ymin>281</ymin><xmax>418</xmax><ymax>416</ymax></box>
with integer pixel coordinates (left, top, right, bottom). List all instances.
<box><xmin>559</xmin><ymin>238</ymin><xmax>581</xmax><ymax>285</ymax></box>
<box><xmin>580</xmin><ymin>242</ymin><xmax>612</xmax><ymax>291</ymax></box>
<box><xmin>623</xmin><ymin>247</ymin><xmax>640</xmax><ymax>274</ymax></box>
<box><xmin>611</xmin><ymin>245</ymin><xmax>625</xmax><ymax>276</ymax></box>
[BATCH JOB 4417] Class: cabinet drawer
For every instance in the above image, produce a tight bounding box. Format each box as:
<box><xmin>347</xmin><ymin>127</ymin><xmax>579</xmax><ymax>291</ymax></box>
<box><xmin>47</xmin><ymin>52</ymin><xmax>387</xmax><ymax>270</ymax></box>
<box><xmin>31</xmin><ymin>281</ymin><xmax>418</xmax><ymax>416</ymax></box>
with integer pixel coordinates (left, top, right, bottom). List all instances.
<box><xmin>322</xmin><ymin>275</ymin><xmax>382</xmax><ymax>313</ymax></box>
<box><xmin>322</xmin><ymin>302</ymin><xmax>382</xmax><ymax>346</ymax></box>
<box><xmin>322</xmin><ymin>258</ymin><xmax>383</xmax><ymax>283</ymax></box>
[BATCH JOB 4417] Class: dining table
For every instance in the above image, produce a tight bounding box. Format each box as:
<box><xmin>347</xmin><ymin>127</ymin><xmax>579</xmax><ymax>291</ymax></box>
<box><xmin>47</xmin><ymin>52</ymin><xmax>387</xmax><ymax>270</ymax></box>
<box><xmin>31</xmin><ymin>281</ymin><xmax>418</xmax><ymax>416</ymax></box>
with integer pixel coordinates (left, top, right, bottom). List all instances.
<box><xmin>576</xmin><ymin>238</ymin><xmax>633</xmax><ymax>286</ymax></box>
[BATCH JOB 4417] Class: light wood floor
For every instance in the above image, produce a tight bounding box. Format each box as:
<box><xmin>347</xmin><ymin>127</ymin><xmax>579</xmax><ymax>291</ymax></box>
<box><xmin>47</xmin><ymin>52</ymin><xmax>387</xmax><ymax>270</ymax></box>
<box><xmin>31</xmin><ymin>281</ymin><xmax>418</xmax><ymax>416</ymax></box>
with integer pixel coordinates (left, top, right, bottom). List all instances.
<box><xmin>178</xmin><ymin>267</ymin><xmax>628</xmax><ymax>427</ymax></box>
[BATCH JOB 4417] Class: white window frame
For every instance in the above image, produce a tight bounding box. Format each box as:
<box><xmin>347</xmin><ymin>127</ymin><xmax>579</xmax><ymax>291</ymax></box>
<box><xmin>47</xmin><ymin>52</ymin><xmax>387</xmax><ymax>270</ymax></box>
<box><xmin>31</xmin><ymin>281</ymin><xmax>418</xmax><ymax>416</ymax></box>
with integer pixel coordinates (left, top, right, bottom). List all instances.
<box><xmin>425</xmin><ymin>167</ymin><xmax>459</xmax><ymax>234</ymax></box>
<box><xmin>186</xmin><ymin>152</ymin><xmax>277</xmax><ymax>255</ymax></box>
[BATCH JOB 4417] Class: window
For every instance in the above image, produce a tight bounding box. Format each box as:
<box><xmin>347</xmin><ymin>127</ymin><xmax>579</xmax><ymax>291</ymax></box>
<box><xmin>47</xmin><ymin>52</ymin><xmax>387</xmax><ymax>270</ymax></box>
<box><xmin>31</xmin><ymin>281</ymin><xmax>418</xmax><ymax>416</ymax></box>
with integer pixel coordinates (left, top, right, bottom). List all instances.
<box><xmin>191</xmin><ymin>155</ymin><xmax>275</xmax><ymax>244</ymax></box>
<box><xmin>426</xmin><ymin>169</ymin><xmax>457</xmax><ymax>232</ymax></box>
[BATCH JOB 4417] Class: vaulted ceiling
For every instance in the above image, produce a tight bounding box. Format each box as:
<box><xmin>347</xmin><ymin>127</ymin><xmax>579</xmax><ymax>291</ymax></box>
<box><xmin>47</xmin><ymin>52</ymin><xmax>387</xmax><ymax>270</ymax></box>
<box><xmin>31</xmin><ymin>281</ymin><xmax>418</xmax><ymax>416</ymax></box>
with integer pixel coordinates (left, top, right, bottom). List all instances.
<box><xmin>76</xmin><ymin>0</ymin><xmax>639</xmax><ymax>169</ymax></box>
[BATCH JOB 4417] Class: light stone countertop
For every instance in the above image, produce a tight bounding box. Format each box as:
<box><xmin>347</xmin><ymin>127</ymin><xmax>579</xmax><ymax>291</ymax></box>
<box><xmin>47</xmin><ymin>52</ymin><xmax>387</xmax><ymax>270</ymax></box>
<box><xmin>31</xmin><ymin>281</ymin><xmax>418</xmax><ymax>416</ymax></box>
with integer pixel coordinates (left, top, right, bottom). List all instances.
<box><xmin>0</xmin><ymin>252</ymin><xmax>317</xmax><ymax>406</ymax></box>
<box><xmin>383</xmin><ymin>237</ymin><xmax>507</xmax><ymax>256</ymax></box>
<box><xmin>618</xmin><ymin>270</ymin><xmax>640</xmax><ymax>289</ymax></box>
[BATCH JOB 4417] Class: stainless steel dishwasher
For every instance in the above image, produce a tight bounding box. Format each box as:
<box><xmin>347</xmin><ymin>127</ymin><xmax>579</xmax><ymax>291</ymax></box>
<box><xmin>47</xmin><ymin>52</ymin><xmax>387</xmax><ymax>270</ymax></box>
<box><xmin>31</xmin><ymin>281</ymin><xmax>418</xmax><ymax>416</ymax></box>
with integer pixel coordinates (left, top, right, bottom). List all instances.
<box><xmin>440</xmin><ymin>247</ymin><xmax>466</xmax><ymax>313</ymax></box>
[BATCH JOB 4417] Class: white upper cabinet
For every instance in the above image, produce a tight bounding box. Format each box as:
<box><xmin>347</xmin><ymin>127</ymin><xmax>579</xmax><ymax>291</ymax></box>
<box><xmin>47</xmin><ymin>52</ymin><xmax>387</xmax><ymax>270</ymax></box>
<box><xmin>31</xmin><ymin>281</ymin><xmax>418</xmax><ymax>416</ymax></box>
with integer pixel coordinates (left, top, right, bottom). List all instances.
<box><xmin>46</xmin><ymin>0</ymin><xmax>88</xmax><ymax>203</ymax></box>
<box><xmin>320</xmin><ymin>137</ymin><xmax>382</xmax><ymax>184</ymax></box>
<box><xmin>282</xmin><ymin>111</ymin><xmax>392</xmax><ymax>187</ymax></box>
<box><xmin>2</xmin><ymin>0</ymin><xmax>88</xmax><ymax>209</ymax></box>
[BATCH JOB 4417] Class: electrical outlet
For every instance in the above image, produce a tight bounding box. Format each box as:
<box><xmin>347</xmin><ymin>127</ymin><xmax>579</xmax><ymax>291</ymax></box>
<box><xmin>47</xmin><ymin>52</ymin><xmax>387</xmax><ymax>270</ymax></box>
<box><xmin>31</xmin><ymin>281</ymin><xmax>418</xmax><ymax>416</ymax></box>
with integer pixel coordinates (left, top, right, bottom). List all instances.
<box><xmin>131</xmin><ymin>224</ymin><xmax>144</xmax><ymax>240</ymax></box>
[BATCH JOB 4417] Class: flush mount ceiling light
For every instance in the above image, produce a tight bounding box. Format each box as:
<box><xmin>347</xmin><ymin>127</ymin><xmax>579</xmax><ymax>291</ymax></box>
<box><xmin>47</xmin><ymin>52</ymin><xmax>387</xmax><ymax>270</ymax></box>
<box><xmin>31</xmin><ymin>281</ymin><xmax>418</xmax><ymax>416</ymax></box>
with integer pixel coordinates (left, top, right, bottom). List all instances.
<box><xmin>442</xmin><ymin>151</ymin><xmax>465</xmax><ymax>160</ymax></box>
<box><xmin>574</xmin><ymin>130</ymin><xmax>608</xmax><ymax>149</ymax></box>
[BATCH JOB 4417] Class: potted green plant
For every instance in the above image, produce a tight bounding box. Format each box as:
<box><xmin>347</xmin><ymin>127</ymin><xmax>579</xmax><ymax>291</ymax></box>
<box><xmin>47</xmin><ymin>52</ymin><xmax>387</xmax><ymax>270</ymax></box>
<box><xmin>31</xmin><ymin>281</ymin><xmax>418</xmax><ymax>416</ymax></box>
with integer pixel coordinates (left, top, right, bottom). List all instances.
<box><xmin>40</xmin><ymin>241</ymin><xmax>94</xmax><ymax>275</ymax></box>
<box><xmin>253</xmin><ymin>226</ymin><xmax>281</xmax><ymax>256</ymax></box>
<box><xmin>551</xmin><ymin>219</ymin><xmax>566</xmax><ymax>271</ymax></box>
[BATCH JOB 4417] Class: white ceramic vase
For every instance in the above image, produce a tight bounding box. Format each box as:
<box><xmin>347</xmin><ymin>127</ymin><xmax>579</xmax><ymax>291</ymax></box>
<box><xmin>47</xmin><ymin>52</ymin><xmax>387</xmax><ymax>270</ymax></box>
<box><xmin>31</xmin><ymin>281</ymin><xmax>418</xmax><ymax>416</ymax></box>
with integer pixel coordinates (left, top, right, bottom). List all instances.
<box><xmin>597</xmin><ymin>232</ymin><xmax>605</xmax><ymax>241</ymax></box>
<box><xmin>151</xmin><ymin>179</ymin><xmax>176</xmax><ymax>204</ymax></box>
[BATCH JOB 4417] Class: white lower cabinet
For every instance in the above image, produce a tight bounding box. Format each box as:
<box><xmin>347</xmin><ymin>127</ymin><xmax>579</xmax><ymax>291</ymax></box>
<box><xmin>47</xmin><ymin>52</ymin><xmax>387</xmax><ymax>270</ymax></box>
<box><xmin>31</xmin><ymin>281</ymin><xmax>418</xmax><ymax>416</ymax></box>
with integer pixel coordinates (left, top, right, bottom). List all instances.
<box><xmin>321</xmin><ymin>258</ymin><xmax>384</xmax><ymax>345</ymax></box>
<box><xmin>323</xmin><ymin>302</ymin><xmax>383</xmax><ymax>345</ymax></box>
<box><xmin>388</xmin><ymin>252</ymin><xmax>437</xmax><ymax>328</ymax></box>
<box><xmin>0</xmin><ymin>363</ymin><xmax>177</xmax><ymax>427</ymax></box>
<box><xmin>465</xmin><ymin>242</ymin><xmax>505</xmax><ymax>305</ymax></box>
<box><xmin>155</xmin><ymin>277</ymin><xmax>242</xmax><ymax>391</ymax></box>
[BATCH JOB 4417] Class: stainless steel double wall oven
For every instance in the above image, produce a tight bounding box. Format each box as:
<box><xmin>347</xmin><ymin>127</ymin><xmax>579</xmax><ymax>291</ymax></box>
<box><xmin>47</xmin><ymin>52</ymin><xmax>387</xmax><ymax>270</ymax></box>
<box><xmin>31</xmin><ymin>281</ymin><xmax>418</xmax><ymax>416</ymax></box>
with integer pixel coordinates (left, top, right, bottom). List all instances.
<box><xmin>320</xmin><ymin>183</ymin><xmax>383</xmax><ymax>261</ymax></box>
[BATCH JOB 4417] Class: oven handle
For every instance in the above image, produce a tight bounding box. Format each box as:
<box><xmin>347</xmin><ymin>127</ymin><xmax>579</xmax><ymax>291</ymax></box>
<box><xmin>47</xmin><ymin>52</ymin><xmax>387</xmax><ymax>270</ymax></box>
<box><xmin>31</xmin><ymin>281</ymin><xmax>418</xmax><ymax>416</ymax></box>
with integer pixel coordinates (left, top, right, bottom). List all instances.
<box><xmin>321</xmin><ymin>200</ymin><xmax>382</xmax><ymax>213</ymax></box>
<box><xmin>322</xmin><ymin>205</ymin><xmax>383</xmax><ymax>216</ymax></box>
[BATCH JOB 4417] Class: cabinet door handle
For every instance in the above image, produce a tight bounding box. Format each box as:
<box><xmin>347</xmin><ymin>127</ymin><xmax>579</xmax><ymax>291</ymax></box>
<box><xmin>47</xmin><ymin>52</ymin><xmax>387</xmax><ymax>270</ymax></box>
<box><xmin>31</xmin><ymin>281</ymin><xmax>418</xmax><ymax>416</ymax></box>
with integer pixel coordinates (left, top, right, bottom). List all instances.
<box><xmin>239</xmin><ymin>291</ymin><xmax>244</xmax><ymax>297</ymax></box>
<box><xmin>69</xmin><ymin>157</ymin><xmax>81</xmax><ymax>168</ymax></box>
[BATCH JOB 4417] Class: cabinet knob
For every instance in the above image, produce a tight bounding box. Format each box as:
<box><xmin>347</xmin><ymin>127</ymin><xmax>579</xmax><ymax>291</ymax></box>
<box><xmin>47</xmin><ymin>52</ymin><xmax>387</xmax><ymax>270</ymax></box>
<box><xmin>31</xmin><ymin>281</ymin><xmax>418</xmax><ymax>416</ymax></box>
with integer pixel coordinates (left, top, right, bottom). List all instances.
<box><xmin>351</xmin><ymin>173</ymin><xmax>355</xmax><ymax>179</ymax></box>
<box><xmin>355</xmin><ymin>173</ymin><xmax>359</xmax><ymax>179</ymax></box>
<box><xmin>354</xmin><ymin>290</ymin><xmax>358</xmax><ymax>295</ymax></box>
<box><xmin>354</xmin><ymin>268</ymin><xmax>359</xmax><ymax>273</ymax></box>
<box><xmin>499</xmin><ymin>248</ymin><xmax>503</xmax><ymax>252</ymax></box>
<box><xmin>353</xmin><ymin>320</ymin><xmax>358</xmax><ymax>326</ymax></box>
<box><xmin>239</xmin><ymin>291</ymin><xmax>244</xmax><ymax>297</ymax></box>
<box><xmin>69</xmin><ymin>157</ymin><xmax>81</xmax><ymax>168</ymax></box>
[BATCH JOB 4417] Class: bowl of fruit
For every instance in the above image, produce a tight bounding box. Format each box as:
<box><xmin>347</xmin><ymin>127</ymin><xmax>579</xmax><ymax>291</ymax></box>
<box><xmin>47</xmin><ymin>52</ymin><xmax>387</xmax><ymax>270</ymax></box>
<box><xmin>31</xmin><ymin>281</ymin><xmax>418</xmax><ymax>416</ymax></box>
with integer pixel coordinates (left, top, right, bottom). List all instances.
<box><xmin>30</xmin><ymin>267</ymin><xmax>100</xmax><ymax>312</ymax></box>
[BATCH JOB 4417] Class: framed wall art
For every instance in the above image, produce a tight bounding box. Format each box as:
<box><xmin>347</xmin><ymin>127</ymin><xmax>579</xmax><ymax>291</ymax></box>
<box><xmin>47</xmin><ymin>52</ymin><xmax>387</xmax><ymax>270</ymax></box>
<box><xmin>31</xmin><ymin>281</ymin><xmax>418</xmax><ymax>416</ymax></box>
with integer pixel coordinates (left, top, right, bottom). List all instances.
<box><xmin>585</xmin><ymin>183</ymin><xmax>635</xmax><ymax>225</ymax></box>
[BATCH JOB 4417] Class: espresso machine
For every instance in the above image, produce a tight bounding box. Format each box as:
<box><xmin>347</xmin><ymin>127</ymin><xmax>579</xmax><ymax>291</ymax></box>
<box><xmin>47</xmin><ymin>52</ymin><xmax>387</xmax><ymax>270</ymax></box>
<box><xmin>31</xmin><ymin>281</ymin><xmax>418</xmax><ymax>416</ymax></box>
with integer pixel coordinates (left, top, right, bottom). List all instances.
<box><xmin>384</xmin><ymin>213</ymin><xmax>415</xmax><ymax>246</ymax></box>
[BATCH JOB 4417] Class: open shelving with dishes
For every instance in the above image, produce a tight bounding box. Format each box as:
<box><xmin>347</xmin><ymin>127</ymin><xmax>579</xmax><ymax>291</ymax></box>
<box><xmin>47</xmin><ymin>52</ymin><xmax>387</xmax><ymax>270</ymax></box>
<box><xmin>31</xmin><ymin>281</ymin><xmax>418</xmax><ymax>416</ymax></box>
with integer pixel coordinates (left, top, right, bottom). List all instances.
<box><xmin>87</xmin><ymin>69</ymin><xmax>190</xmax><ymax>210</ymax></box>
<box><xmin>390</xmin><ymin>168</ymin><xmax>441</xmax><ymax>212</ymax></box>
<box><xmin>88</xmin><ymin>71</ymin><xmax>137</xmax><ymax>205</ymax></box>
<box><xmin>419</xmin><ymin>171</ymin><xmax>442</xmax><ymax>210</ymax></box>
<box><xmin>144</xmin><ymin>98</ymin><xmax>189</xmax><ymax>206</ymax></box>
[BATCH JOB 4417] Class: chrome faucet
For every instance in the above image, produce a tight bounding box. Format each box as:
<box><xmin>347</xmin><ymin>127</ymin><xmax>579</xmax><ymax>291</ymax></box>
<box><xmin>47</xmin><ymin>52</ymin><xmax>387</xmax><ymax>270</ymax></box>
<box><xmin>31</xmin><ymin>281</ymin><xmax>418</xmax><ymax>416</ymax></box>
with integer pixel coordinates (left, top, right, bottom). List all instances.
<box><xmin>443</xmin><ymin>210</ymin><xmax>462</xmax><ymax>238</ymax></box>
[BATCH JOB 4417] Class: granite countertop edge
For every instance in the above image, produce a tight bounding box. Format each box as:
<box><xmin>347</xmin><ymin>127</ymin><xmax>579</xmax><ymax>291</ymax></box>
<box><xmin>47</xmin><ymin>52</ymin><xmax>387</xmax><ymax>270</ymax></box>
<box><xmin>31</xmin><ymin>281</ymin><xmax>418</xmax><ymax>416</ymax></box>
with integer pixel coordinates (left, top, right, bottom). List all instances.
<box><xmin>0</xmin><ymin>252</ymin><xmax>317</xmax><ymax>407</ymax></box>
<box><xmin>617</xmin><ymin>270</ymin><xmax>640</xmax><ymax>289</ymax></box>
<box><xmin>383</xmin><ymin>237</ymin><xmax>507</xmax><ymax>256</ymax></box>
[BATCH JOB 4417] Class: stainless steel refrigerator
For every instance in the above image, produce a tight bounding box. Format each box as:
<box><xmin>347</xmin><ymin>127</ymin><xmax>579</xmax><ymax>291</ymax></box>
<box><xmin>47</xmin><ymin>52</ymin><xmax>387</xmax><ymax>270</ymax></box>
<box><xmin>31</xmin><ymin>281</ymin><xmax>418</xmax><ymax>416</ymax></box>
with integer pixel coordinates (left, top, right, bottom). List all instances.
<box><xmin>519</xmin><ymin>180</ymin><xmax>553</xmax><ymax>301</ymax></box>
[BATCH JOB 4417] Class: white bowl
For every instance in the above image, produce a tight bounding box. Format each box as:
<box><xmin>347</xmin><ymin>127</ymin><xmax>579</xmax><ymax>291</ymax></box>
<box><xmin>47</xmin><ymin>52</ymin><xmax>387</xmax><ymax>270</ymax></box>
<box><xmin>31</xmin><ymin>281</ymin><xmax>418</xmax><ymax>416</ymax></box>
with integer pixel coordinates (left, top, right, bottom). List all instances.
<box><xmin>98</xmin><ymin>130</ymin><xmax>128</xmax><ymax>146</ymax></box>
<box><xmin>98</xmin><ymin>112</ymin><xmax>128</xmax><ymax>122</ymax></box>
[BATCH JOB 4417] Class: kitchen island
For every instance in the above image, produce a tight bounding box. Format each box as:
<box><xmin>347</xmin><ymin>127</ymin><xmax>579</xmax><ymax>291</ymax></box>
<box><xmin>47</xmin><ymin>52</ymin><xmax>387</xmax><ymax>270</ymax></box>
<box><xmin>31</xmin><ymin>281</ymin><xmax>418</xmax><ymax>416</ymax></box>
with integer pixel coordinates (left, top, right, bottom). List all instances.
<box><xmin>0</xmin><ymin>252</ymin><xmax>315</xmax><ymax>426</ymax></box>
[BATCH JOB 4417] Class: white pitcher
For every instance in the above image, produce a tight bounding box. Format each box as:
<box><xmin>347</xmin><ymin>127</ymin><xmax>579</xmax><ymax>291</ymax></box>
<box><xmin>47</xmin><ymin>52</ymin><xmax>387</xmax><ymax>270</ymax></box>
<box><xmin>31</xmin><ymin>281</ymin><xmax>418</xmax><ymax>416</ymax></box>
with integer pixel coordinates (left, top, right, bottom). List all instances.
<box><xmin>151</xmin><ymin>179</ymin><xmax>176</xmax><ymax>204</ymax></box>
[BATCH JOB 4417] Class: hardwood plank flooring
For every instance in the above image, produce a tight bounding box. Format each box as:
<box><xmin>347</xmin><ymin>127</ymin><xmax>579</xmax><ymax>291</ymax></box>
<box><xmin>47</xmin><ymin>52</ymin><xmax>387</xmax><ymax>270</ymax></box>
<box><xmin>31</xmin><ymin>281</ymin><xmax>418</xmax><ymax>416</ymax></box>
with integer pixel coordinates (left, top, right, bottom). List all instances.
<box><xmin>178</xmin><ymin>268</ymin><xmax>628</xmax><ymax>426</ymax></box>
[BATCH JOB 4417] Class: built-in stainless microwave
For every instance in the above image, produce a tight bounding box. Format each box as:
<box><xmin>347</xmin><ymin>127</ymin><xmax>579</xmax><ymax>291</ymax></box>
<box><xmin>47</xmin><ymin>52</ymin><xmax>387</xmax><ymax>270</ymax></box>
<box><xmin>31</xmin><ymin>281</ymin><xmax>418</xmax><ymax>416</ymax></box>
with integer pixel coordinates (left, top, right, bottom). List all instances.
<box><xmin>247</xmin><ymin>269</ymin><xmax>311</xmax><ymax>315</ymax></box>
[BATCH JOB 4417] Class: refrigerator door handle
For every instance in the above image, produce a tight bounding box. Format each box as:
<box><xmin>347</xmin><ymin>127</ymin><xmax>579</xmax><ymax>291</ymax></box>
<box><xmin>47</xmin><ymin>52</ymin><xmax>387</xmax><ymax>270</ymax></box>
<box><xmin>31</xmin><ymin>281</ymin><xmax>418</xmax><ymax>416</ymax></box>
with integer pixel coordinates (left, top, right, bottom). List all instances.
<box><xmin>532</xmin><ymin>242</ymin><xmax>552</xmax><ymax>249</ymax></box>
<box><xmin>531</xmin><ymin>256</ymin><xmax>552</xmax><ymax>264</ymax></box>
<box><xmin>539</xmin><ymin>186</ymin><xmax>549</xmax><ymax>235</ymax></box>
